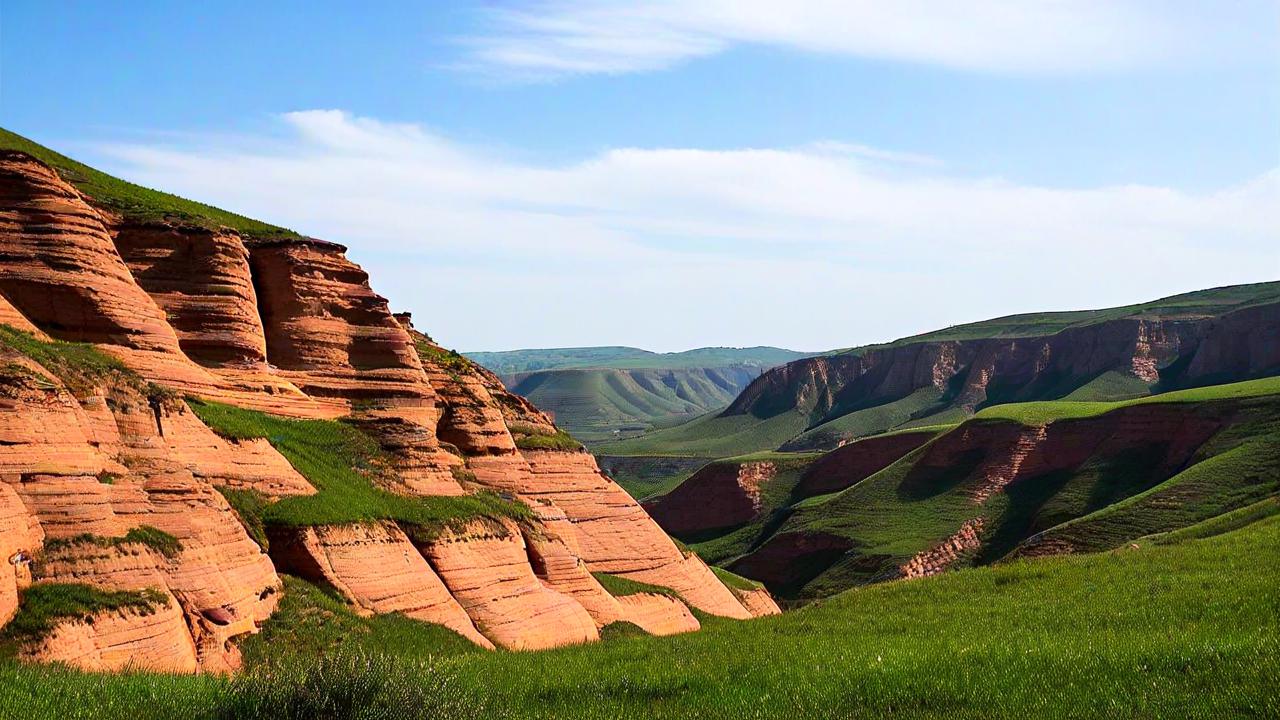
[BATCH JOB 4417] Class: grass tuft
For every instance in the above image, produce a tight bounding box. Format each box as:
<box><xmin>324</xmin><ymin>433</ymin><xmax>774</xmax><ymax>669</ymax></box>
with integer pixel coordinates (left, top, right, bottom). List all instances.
<box><xmin>0</xmin><ymin>325</ymin><xmax>133</xmax><ymax>395</ymax></box>
<box><xmin>0</xmin><ymin>128</ymin><xmax>296</xmax><ymax>238</ymax></box>
<box><xmin>42</xmin><ymin>526</ymin><xmax>183</xmax><ymax>560</ymax></box>
<box><xmin>2</xmin><ymin>584</ymin><xmax>169</xmax><ymax>647</ymax></box>
<box><xmin>189</xmin><ymin>399</ymin><xmax>532</xmax><ymax>536</ymax></box>
<box><xmin>591</xmin><ymin>572</ymin><xmax>679</xmax><ymax>599</ymax></box>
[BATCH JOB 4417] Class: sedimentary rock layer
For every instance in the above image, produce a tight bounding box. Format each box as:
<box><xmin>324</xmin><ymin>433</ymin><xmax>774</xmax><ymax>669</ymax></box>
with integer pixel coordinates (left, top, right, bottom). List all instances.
<box><xmin>268</xmin><ymin>522</ymin><xmax>492</xmax><ymax>649</ymax></box>
<box><xmin>416</xmin><ymin>519</ymin><xmax>598</xmax><ymax>651</ymax></box>
<box><xmin>645</xmin><ymin>460</ymin><xmax>776</xmax><ymax>537</ymax></box>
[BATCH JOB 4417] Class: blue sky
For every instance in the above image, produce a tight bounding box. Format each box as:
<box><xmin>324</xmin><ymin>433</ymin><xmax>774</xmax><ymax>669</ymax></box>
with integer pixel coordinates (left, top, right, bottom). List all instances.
<box><xmin>2</xmin><ymin>1</ymin><xmax>1278</xmax><ymax>352</ymax></box>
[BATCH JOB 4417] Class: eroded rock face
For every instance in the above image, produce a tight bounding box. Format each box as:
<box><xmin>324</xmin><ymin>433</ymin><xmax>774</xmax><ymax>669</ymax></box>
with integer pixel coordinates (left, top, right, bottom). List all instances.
<box><xmin>114</xmin><ymin>224</ymin><xmax>268</xmax><ymax>366</ymax></box>
<box><xmin>0</xmin><ymin>153</ymin><xmax>184</xmax><ymax>354</ymax></box>
<box><xmin>645</xmin><ymin>460</ymin><xmax>776</xmax><ymax>537</ymax></box>
<box><xmin>509</xmin><ymin>450</ymin><xmax>756</xmax><ymax>619</ymax></box>
<box><xmin>415</xmin><ymin>519</ymin><xmax>598</xmax><ymax>651</ymax></box>
<box><xmin>249</xmin><ymin>239</ymin><xmax>463</xmax><ymax>495</ymax></box>
<box><xmin>0</xmin><ymin>483</ymin><xmax>40</xmax><ymax>625</ymax></box>
<box><xmin>615</xmin><ymin>593</ymin><xmax>700</xmax><ymax>636</ymax></box>
<box><xmin>30</xmin><ymin>596</ymin><xmax>199</xmax><ymax>673</ymax></box>
<box><xmin>0</xmin><ymin>150</ymin><xmax>780</xmax><ymax>671</ymax></box>
<box><xmin>268</xmin><ymin>522</ymin><xmax>492</xmax><ymax>649</ymax></box>
<box><xmin>792</xmin><ymin>430</ymin><xmax>935</xmax><ymax>499</ymax></box>
<box><xmin>1183</xmin><ymin>303</ymin><xmax>1280</xmax><ymax>384</ymax></box>
<box><xmin>0</xmin><ymin>359</ymin><xmax>282</xmax><ymax>672</ymax></box>
<box><xmin>725</xmin><ymin>311</ymin><xmax>1274</xmax><ymax>433</ymax></box>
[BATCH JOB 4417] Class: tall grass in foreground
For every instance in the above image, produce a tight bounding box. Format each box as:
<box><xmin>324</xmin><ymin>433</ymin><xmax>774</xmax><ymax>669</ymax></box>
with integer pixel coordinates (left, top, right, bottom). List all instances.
<box><xmin>2</xmin><ymin>512</ymin><xmax>1276</xmax><ymax>719</ymax></box>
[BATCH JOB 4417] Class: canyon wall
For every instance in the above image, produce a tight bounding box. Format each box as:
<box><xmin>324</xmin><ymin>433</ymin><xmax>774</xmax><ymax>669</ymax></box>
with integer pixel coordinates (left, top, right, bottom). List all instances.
<box><xmin>726</xmin><ymin>307</ymin><xmax>1279</xmax><ymax>448</ymax></box>
<box><xmin>0</xmin><ymin>150</ymin><xmax>775</xmax><ymax>672</ymax></box>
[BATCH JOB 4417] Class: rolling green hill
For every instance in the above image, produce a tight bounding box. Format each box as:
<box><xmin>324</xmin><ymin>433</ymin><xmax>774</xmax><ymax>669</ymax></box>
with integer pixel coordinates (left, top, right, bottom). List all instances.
<box><xmin>466</xmin><ymin>346</ymin><xmax>812</xmax><ymax>373</ymax></box>
<box><xmin>468</xmin><ymin>346</ymin><xmax>814</xmax><ymax>442</ymax></box>
<box><xmin>6</xmin><ymin>507</ymin><xmax>1276</xmax><ymax>719</ymax></box>
<box><xmin>596</xmin><ymin>282</ymin><xmax>1280</xmax><ymax>459</ymax></box>
<box><xmin>695</xmin><ymin>377</ymin><xmax>1280</xmax><ymax>602</ymax></box>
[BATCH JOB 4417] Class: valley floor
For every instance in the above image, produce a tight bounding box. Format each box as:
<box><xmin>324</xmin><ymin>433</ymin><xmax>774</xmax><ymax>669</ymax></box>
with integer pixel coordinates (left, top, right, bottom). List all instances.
<box><xmin>4</xmin><ymin>507</ymin><xmax>1277</xmax><ymax>719</ymax></box>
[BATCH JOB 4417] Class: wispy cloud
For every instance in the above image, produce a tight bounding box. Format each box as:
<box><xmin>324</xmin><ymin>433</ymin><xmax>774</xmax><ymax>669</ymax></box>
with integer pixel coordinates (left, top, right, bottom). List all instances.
<box><xmin>459</xmin><ymin>0</ymin><xmax>1277</xmax><ymax>79</ymax></box>
<box><xmin>93</xmin><ymin>111</ymin><xmax>1279</xmax><ymax>351</ymax></box>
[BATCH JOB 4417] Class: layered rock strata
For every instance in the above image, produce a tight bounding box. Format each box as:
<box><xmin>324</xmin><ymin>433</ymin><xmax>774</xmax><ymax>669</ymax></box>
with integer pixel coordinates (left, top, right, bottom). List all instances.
<box><xmin>0</xmin><ymin>148</ymin><xmax>778</xmax><ymax>672</ymax></box>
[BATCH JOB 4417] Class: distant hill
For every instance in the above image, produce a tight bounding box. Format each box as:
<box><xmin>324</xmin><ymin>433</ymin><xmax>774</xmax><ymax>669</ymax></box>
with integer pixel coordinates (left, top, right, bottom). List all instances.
<box><xmin>596</xmin><ymin>282</ymin><xmax>1280</xmax><ymax>458</ymax></box>
<box><xmin>466</xmin><ymin>346</ymin><xmax>811</xmax><ymax>374</ymax></box>
<box><xmin>466</xmin><ymin>346</ymin><xmax>814</xmax><ymax>442</ymax></box>
<box><xmin>643</xmin><ymin>377</ymin><xmax>1280</xmax><ymax>602</ymax></box>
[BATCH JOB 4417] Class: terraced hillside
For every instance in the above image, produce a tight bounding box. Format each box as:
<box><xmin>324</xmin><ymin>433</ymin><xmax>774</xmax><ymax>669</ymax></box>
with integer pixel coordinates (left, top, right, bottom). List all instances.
<box><xmin>652</xmin><ymin>377</ymin><xmax>1280</xmax><ymax>602</ymax></box>
<box><xmin>468</xmin><ymin>346</ymin><xmax>812</xmax><ymax>442</ymax></box>
<box><xmin>596</xmin><ymin>281</ymin><xmax>1280</xmax><ymax>458</ymax></box>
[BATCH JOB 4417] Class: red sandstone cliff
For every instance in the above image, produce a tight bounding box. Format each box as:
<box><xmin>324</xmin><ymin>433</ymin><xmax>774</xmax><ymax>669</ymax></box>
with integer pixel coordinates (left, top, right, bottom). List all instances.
<box><xmin>0</xmin><ymin>149</ymin><xmax>773</xmax><ymax>672</ymax></box>
<box><xmin>727</xmin><ymin>302</ymin><xmax>1277</xmax><ymax>450</ymax></box>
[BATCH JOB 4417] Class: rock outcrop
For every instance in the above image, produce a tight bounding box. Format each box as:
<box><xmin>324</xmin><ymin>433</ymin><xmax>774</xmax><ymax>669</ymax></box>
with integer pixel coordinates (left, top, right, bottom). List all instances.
<box><xmin>267</xmin><ymin>522</ymin><xmax>492</xmax><ymax>649</ymax></box>
<box><xmin>0</xmin><ymin>146</ymin><xmax>778</xmax><ymax>673</ymax></box>
<box><xmin>724</xmin><ymin>300</ymin><xmax>1280</xmax><ymax>448</ymax></box>
<box><xmin>416</xmin><ymin>519</ymin><xmax>598</xmax><ymax>651</ymax></box>
<box><xmin>645</xmin><ymin>460</ymin><xmax>776</xmax><ymax>537</ymax></box>
<box><xmin>792</xmin><ymin>430</ymin><xmax>935</xmax><ymax>499</ymax></box>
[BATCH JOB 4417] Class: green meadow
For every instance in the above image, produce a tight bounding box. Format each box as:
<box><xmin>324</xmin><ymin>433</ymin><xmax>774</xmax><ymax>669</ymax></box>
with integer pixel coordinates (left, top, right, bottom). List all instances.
<box><xmin>3</xmin><ymin>508</ymin><xmax>1276</xmax><ymax>719</ymax></box>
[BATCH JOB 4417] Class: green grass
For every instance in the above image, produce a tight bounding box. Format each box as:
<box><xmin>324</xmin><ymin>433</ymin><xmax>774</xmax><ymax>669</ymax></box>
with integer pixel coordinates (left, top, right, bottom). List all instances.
<box><xmin>0</xmin><ymin>325</ymin><xmax>134</xmax><ymax>395</ymax></box>
<box><xmin>591</xmin><ymin>572</ymin><xmax>680</xmax><ymax>599</ymax></box>
<box><xmin>1059</xmin><ymin>370</ymin><xmax>1154</xmax><ymax>401</ymax></box>
<box><xmin>594</xmin><ymin>456</ymin><xmax>708</xmax><ymax>501</ymax></box>
<box><xmin>595</xmin><ymin>409</ymin><xmax>809</xmax><ymax>458</ymax></box>
<box><xmin>4</xmin><ymin>514</ymin><xmax>1277</xmax><ymax>719</ymax></box>
<box><xmin>1147</xmin><ymin>496</ymin><xmax>1280</xmax><ymax>545</ymax></box>
<box><xmin>780</xmin><ymin>387</ymin><xmax>947</xmax><ymax>451</ymax></box>
<box><xmin>1017</xmin><ymin>418</ymin><xmax>1280</xmax><ymax>555</ymax></box>
<box><xmin>974</xmin><ymin>376</ymin><xmax>1280</xmax><ymax>426</ymax></box>
<box><xmin>42</xmin><ymin>526</ymin><xmax>184</xmax><ymax>560</ymax></box>
<box><xmin>188</xmin><ymin>399</ymin><xmax>531</xmax><ymax>537</ymax></box>
<box><xmin>0</xmin><ymin>127</ymin><xmax>296</xmax><ymax>238</ymax></box>
<box><xmin>2</xmin><ymin>584</ymin><xmax>170</xmax><ymax>648</ymax></box>
<box><xmin>512</xmin><ymin>426</ymin><xmax>583</xmax><ymax>452</ymax></box>
<box><xmin>215</xmin><ymin>488</ymin><xmax>271</xmax><ymax>549</ymax></box>
<box><xmin>742</xmin><ymin>386</ymin><xmax>1280</xmax><ymax>600</ymax></box>
<box><xmin>415</xmin><ymin>339</ymin><xmax>472</xmax><ymax>379</ymax></box>
<box><xmin>836</xmin><ymin>281</ymin><xmax>1280</xmax><ymax>353</ymax></box>
<box><xmin>709</xmin><ymin>567</ymin><xmax>762</xmax><ymax>592</ymax></box>
<box><xmin>239</xmin><ymin>576</ymin><xmax>482</xmax><ymax>665</ymax></box>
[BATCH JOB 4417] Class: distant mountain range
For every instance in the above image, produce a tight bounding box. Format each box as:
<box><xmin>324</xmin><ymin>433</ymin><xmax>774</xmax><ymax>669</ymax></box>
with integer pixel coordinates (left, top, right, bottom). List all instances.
<box><xmin>466</xmin><ymin>347</ymin><xmax>814</xmax><ymax>442</ymax></box>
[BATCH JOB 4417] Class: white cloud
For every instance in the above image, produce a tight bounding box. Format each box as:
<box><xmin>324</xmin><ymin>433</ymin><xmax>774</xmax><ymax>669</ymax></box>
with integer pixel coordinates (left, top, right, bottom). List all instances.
<box><xmin>460</xmin><ymin>0</ymin><xmax>1277</xmax><ymax>78</ymax></box>
<box><xmin>94</xmin><ymin>110</ymin><xmax>1279</xmax><ymax>351</ymax></box>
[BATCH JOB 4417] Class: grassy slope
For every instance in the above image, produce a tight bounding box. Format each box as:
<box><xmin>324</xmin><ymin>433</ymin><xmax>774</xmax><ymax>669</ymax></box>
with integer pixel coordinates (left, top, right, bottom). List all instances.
<box><xmin>593</xmin><ymin>409</ymin><xmax>809</xmax><ymax>458</ymax></box>
<box><xmin>596</xmin><ymin>456</ymin><xmax>709</xmax><ymax>501</ymax></box>
<box><xmin>4</xmin><ymin>513</ymin><xmax>1277</xmax><ymax>719</ymax></box>
<box><xmin>601</xmin><ymin>283</ymin><xmax>1280</xmax><ymax>459</ymax></box>
<box><xmin>0</xmin><ymin>127</ymin><xmax>296</xmax><ymax>238</ymax></box>
<box><xmin>188</xmin><ymin>400</ymin><xmax>530</xmax><ymax>537</ymax></box>
<box><xmin>467</xmin><ymin>346</ymin><xmax>812</xmax><ymax>374</ymax></box>
<box><xmin>836</xmin><ymin>281</ymin><xmax>1280</xmax><ymax>353</ymax></box>
<box><xmin>509</xmin><ymin>366</ymin><xmax>757</xmax><ymax>442</ymax></box>
<box><xmin>974</xmin><ymin>376</ymin><xmax>1280</xmax><ymax>426</ymax></box>
<box><xmin>743</xmin><ymin>379</ymin><xmax>1280</xmax><ymax>599</ymax></box>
